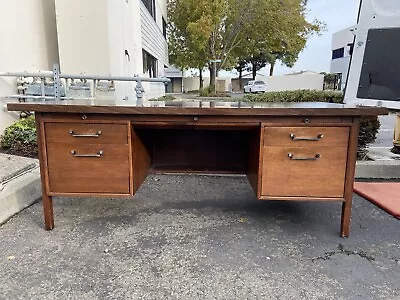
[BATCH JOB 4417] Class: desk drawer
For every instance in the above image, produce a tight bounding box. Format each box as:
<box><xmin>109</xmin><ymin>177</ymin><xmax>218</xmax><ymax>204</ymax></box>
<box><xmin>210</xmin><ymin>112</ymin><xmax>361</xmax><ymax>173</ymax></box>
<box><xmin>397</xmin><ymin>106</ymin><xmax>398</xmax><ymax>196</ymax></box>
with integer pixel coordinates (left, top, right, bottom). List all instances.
<box><xmin>46</xmin><ymin>143</ymin><xmax>130</xmax><ymax>194</ymax></box>
<box><xmin>264</xmin><ymin>127</ymin><xmax>349</xmax><ymax>147</ymax></box>
<box><xmin>261</xmin><ymin>146</ymin><xmax>347</xmax><ymax>198</ymax></box>
<box><xmin>45</xmin><ymin>122</ymin><xmax>128</xmax><ymax>144</ymax></box>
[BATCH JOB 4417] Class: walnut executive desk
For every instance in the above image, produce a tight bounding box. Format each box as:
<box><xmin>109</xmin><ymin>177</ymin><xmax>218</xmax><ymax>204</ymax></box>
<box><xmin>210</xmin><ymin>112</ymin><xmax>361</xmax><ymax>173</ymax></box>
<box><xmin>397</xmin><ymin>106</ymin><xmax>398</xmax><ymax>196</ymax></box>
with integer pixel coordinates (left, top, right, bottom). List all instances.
<box><xmin>7</xmin><ymin>100</ymin><xmax>387</xmax><ymax>237</ymax></box>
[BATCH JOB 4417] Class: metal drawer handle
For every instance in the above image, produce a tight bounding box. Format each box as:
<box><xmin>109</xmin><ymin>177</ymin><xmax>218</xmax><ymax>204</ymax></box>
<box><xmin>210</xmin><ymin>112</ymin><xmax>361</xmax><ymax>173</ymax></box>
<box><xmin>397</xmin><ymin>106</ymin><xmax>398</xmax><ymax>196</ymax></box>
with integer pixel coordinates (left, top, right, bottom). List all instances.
<box><xmin>290</xmin><ymin>133</ymin><xmax>323</xmax><ymax>141</ymax></box>
<box><xmin>70</xmin><ymin>150</ymin><xmax>103</xmax><ymax>157</ymax></box>
<box><xmin>69</xmin><ymin>130</ymin><xmax>102</xmax><ymax>137</ymax></box>
<box><xmin>288</xmin><ymin>153</ymin><xmax>321</xmax><ymax>161</ymax></box>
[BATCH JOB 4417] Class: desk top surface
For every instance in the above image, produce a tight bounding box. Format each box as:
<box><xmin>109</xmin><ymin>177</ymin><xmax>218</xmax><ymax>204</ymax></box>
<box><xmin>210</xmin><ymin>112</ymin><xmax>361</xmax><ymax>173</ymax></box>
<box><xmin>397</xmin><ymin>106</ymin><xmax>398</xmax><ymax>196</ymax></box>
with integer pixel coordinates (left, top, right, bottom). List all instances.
<box><xmin>6</xmin><ymin>99</ymin><xmax>388</xmax><ymax>116</ymax></box>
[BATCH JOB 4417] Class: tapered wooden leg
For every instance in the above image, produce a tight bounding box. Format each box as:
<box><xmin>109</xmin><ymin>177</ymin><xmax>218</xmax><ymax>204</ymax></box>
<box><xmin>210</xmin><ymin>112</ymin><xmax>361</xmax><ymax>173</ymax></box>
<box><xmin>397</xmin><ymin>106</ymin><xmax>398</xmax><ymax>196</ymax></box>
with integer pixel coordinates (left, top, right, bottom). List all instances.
<box><xmin>340</xmin><ymin>121</ymin><xmax>360</xmax><ymax>238</ymax></box>
<box><xmin>35</xmin><ymin>112</ymin><xmax>55</xmax><ymax>230</ymax></box>
<box><xmin>341</xmin><ymin>198</ymin><xmax>352</xmax><ymax>237</ymax></box>
<box><xmin>43</xmin><ymin>194</ymin><xmax>54</xmax><ymax>230</ymax></box>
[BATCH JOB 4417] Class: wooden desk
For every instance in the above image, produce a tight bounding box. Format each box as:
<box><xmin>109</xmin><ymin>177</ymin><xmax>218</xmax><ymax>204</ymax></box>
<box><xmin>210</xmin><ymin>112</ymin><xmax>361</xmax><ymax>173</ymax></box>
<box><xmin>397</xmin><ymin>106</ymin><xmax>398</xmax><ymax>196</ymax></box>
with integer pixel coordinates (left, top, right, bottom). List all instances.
<box><xmin>7</xmin><ymin>100</ymin><xmax>387</xmax><ymax>237</ymax></box>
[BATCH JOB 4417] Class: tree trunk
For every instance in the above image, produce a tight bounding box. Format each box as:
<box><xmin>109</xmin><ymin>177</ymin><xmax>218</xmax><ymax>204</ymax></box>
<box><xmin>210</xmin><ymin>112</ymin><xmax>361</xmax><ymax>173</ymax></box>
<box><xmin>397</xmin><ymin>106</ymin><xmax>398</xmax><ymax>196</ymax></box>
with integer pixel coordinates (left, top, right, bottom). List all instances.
<box><xmin>239</xmin><ymin>68</ymin><xmax>243</xmax><ymax>90</ymax></box>
<box><xmin>252</xmin><ymin>61</ymin><xmax>257</xmax><ymax>80</ymax></box>
<box><xmin>209</xmin><ymin>64</ymin><xmax>216</xmax><ymax>92</ymax></box>
<box><xmin>199</xmin><ymin>68</ymin><xmax>203</xmax><ymax>90</ymax></box>
<box><xmin>269</xmin><ymin>61</ymin><xmax>275</xmax><ymax>76</ymax></box>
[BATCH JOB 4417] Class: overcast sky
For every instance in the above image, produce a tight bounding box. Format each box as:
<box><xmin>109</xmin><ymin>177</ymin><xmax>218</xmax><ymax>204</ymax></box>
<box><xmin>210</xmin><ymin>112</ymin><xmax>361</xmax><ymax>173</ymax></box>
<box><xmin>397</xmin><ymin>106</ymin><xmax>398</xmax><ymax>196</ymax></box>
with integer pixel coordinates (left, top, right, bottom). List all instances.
<box><xmin>262</xmin><ymin>0</ymin><xmax>361</xmax><ymax>76</ymax></box>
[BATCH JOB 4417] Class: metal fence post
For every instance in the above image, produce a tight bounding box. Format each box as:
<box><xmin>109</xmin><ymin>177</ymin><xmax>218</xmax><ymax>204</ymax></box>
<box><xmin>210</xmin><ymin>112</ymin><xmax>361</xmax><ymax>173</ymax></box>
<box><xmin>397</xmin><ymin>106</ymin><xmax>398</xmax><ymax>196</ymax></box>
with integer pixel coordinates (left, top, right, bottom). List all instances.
<box><xmin>135</xmin><ymin>78</ymin><xmax>144</xmax><ymax>106</ymax></box>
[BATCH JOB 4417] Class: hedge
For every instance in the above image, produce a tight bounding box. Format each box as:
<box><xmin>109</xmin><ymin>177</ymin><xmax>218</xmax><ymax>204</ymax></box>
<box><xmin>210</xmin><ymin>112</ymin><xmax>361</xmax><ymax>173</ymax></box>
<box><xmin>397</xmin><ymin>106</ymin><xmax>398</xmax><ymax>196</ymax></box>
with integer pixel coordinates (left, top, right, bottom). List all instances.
<box><xmin>243</xmin><ymin>89</ymin><xmax>344</xmax><ymax>103</ymax></box>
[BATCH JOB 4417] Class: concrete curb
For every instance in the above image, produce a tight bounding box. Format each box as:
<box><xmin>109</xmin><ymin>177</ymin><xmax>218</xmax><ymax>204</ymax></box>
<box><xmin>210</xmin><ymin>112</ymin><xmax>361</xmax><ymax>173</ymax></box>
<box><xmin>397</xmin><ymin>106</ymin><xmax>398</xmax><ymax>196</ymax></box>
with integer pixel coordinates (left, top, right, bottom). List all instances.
<box><xmin>356</xmin><ymin>160</ymin><xmax>400</xmax><ymax>179</ymax></box>
<box><xmin>0</xmin><ymin>166</ymin><xmax>41</xmax><ymax>225</ymax></box>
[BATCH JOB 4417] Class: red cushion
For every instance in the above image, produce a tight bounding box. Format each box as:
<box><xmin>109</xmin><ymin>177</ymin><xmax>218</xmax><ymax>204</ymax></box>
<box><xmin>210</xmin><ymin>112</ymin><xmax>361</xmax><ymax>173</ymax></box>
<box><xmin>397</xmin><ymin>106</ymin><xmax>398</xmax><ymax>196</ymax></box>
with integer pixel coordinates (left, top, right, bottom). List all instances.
<box><xmin>354</xmin><ymin>182</ymin><xmax>400</xmax><ymax>219</ymax></box>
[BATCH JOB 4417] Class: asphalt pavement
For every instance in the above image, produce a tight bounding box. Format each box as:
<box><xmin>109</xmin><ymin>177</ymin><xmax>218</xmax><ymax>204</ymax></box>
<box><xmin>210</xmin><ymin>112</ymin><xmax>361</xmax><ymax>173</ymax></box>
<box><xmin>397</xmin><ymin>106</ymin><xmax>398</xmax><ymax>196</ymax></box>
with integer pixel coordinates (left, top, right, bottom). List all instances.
<box><xmin>0</xmin><ymin>174</ymin><xmax>399</xmax><ymax>299</ymax></box>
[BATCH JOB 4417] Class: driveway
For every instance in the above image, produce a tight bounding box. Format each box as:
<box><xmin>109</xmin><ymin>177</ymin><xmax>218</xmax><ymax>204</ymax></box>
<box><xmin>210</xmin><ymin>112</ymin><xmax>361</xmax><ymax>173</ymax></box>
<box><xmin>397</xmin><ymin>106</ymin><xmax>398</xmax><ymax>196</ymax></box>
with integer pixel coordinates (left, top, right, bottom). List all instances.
<box><xmin>0</xmin><ymin>174</ymin><xmax>399</xmax><ymax>299</ymax></box>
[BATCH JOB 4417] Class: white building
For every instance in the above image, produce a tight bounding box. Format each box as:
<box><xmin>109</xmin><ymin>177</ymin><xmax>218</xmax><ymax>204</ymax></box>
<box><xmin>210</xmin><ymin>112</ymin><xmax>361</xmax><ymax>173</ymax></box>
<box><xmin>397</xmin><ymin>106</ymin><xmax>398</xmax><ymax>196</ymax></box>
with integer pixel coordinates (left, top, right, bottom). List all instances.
<box><xmin>1</xmin><ymin>0</ymin><xmax>168</xmax><ymax>133</ymax></box>
<box><xmin>330</xmin><ymin>26</ymin><xmax>355</xmax><ymax>91</ymax></box>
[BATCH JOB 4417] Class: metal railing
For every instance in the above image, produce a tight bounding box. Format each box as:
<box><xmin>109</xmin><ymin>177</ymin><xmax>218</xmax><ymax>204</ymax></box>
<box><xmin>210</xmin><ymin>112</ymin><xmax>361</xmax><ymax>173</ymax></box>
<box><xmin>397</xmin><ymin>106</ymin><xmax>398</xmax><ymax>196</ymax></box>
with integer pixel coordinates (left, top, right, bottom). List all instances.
<box><xmin>0</xmin><ymin>64</ymin><xmax>170</xmax><ymax>105</ymax></box>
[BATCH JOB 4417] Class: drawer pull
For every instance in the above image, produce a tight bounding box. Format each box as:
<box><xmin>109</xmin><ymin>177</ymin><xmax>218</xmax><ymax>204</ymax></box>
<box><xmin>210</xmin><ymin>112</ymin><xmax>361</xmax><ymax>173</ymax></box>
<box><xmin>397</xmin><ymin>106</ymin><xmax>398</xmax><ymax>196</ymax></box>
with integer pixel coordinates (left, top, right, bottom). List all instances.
<box><xmin>70</xmin><ymin>150</ymin><xmax>103</xmax><ymax>158</ymax></box>
<box><xmin>69</xmin><ymin>130</ymin><xmax>102</xmax><ymax>137</ymax></box>
<box><xmin>288</xmin><ymin>153</ymin><xmax>321</xmax><ymax>161</ymax></box>
<box><xmin>290</xmin><ymin>133</ymin><xmax>323</xmax><ymax>141</ymax></box>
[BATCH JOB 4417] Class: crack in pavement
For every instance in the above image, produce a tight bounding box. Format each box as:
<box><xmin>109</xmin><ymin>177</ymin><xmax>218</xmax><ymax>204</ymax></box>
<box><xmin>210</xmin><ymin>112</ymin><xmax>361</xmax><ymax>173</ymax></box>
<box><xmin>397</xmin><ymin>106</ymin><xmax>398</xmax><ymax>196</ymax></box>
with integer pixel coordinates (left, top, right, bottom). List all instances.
<box><xmin>311</xmin><ymin>243</ymin><xmax>375</xmax><ymax>263</ymax></box>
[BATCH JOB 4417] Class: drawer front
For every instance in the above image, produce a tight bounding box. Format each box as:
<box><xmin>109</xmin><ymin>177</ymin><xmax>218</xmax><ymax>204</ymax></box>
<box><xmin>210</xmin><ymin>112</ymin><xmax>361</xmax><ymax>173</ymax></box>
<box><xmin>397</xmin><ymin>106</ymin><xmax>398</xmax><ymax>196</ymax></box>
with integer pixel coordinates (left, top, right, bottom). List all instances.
<box><xmin>261</xmin><ymin>146</ymin><xmax>348</xmax><ymax>198</ymax></box>
<box><xmin>45</xmin><ymin>122</ymin><xmax>128</xmax><ymax>144</ymax></box>
<box><xmin>47</xmin><ymin>143</ymin><xmax>130</xmax><ymax>194</ymax></box>
<box><xmin>264</xmin><ymin>127</ymin><xmax>349</xmax><ymax>147</ymax></box>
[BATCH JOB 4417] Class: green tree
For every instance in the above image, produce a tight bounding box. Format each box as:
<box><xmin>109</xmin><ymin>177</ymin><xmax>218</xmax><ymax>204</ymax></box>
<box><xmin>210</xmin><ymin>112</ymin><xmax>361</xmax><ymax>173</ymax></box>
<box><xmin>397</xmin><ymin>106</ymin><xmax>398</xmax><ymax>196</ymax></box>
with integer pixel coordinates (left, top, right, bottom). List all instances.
<box><xmin>168</xmin><ymin>0</ymin><xmax>323</xmax><ymax>89</ymax></box>
<box><xmin>169</xmin><ymin>0</ymin><xmax>264</xmax><ymax>89</ymax></box>
<box><xmin>236</xmin><ymin>0</ymin><xmax>323</xmax><ymax>78</ymax></box>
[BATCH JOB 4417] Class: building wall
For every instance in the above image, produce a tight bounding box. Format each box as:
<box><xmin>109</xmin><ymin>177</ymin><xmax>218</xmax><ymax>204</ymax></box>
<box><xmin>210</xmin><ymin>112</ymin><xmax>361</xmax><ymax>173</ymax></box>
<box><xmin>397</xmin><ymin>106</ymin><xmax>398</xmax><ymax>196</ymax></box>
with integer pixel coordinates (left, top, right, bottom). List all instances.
<box><xmin>182</xmin><ymin>77</ymin><xmax>231</xmax><ymax>93</ymax></box>
<box><xmin>0</xmin><ymin>0</ymin><xmax>59</xmax><ymax>133</ymax></box>
<box><xmin>232</xmin><ymin>74</ymin><xmax>324</xmax><ymax>93</ymax></box>
<box><xmin>265</xmin><ymin>74</ymin><xmax>324</xmax><ymax>92</ymax></box>
<box><xmin>107</xmin><ymin>0</ymin><xmax>143</xmax><ymax>102</ymax></box>
<box><xmin>55</xmin><ymin>0</ymin><xmax>166</xmax><ymax>102</ymax></box>
<box><xmin>140</xmin><ymin>1</ymin><xmax>168</xmax><ymax>74</ymax></box>
<box><xmin>1</xmin><ymin>0</ymin><xmax>169</xmax><ymax>127</ymax></box>
<box><xmin>330</xmin><ymin>27</ymin><xmax>355</xmax><ymax>91</ymax></box>
<box><xmin>55</xmin><ymin>0</ymin><xmax>110</xmax><ymax>75</ymax></box>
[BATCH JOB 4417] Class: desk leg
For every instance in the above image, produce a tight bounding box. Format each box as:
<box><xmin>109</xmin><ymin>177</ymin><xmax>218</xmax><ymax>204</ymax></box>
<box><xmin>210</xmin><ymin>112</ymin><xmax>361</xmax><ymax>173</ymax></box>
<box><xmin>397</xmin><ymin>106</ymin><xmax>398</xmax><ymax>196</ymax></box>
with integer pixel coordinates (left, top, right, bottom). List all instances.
<box><xmin>43</xmin><ymin>194</ymin><xmax>54</xmax><ymax>230</ymax></box>
<box><xmin>341</xmin><ymin>200</ymin><xmax>352</xmax><ymax>237</ymax></box>
<box><xmin>341</xmin><ymin>121</ymin><xmax>359</xmax><ymax>238</ymax></box>
<box><xmin>35</xmin><ymin>113</ymin><xmax>55</xmax><ymax>230</ymax></box>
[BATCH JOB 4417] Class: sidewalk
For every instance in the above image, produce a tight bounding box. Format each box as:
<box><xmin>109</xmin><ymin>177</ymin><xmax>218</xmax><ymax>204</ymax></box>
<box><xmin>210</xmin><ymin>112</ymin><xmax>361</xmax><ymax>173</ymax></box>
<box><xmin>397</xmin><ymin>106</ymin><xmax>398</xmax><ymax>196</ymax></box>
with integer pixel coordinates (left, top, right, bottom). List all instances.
<box><xmin>0</xmin><ymin>153</ymin><xmax>41</xmax><ymax>225</ymax></box>
<box><xmin>356</xmin><ymin>113</ymin><xmax>400</xmax><ymax>179</ymax></box>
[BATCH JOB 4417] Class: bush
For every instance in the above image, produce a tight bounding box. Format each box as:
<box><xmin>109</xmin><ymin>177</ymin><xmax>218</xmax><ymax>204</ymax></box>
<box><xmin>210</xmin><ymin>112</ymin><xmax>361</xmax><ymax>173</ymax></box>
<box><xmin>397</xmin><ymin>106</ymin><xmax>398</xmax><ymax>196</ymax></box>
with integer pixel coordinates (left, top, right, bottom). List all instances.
<box><xmin>199</xmin><ymin>87</ymin><xmax>231</xmax><ymax>98</ymax></box>
<box><xmin>149</xmin><ymin>95</ymin><xmax>176</xmax><ymax>101</ymax></box>
<box><xmin>0</xmin><ymin>116</ymin><xmax>38</xmax><ymax>158</ymax></box>
<box><xmin>243</xmin><ymin>89</ymin><xmax>344</xmax><ymax>103</ymax></box>
<box><xmin>358</xmin><ymin>117</ymin><xmax>380</xmax><ymax>160</ymax></box>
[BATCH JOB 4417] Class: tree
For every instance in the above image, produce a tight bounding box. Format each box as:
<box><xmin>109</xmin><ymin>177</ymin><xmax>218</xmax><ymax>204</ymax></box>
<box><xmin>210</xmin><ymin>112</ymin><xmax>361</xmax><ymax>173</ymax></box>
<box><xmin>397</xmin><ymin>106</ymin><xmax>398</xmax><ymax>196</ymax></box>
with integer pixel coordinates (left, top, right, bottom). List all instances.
<box><xmin>236</xmin><ymin>0</ymin><xmax>323</xmax><ymax>78</ymax></box>
<box><xmin>168</xmin><ymin>0</ymin><xmax>265</xmax><ymax>89</ymax></box>
<box><xmin>168</xmin><ymin>8</ymin><xmax>208</xmax><ymax>90</ymax></box>
<box><xmin>168</xmin><ymin>0</ymin><xmax>323</xmax><ymax>89</ymax></box>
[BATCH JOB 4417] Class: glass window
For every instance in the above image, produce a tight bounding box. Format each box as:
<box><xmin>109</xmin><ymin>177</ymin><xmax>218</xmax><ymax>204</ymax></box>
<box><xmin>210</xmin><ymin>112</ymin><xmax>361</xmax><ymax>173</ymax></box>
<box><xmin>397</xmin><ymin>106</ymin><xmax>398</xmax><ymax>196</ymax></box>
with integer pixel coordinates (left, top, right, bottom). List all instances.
<box><xmin>141</xmin><ymin>0</ymin><xmax>156</xmax><ymax>20</ymax></box>
<box><xmin>332</xmin><ymin>48</ymin><xmax>344</xmax><ymax>60</ymax></box>
<box><xmin>143</xmin><ymin>50</ymin><xmax>158</xmax><ymax>78</ymax></box>
<box><xmin>162</xmin><ymin>17</ymin><xmax>167</xmax><ymax>38</ymax></box>
<box><xmin>254</xmin><ymin>81</ymin><xmax>265</xmax><ymax>85</ymax></box>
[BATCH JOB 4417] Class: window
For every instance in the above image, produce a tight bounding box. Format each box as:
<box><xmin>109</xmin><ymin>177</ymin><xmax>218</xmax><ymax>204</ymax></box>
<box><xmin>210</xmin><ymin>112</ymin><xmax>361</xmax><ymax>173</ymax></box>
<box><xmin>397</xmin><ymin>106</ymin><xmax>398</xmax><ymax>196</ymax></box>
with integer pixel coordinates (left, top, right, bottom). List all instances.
<box><xmin>141</xmin><ymin>0</ymin><xmax>156</xmax><ymax>20</ymax></box>
<box><xmin>162</xmin><ymin>17</ymin><xmax>167</xmax><ymax>38</ymax></box>
<box><xmin>143</xmin><ymin>50</ymin><xmax>158</xmax><ymax>78</ymax></box>
<box><xmin>332</xmin><ymin>48</ymin><xmax>344</xmax><ymax>60</ymax></box>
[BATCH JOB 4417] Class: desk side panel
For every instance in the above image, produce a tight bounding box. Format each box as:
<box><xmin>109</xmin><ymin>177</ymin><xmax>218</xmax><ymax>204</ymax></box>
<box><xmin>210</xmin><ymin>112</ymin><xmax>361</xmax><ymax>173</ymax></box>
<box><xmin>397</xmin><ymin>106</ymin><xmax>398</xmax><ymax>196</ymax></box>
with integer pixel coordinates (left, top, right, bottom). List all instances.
<box><xmin>131</xmin><ymin>127</ymin><xmax>151</xmax><ymax>193</ymax></box>
<box><xmin>246</xmin><ymin>126</ymin><xmax>263</xmax><ymax>198</ymax></box>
